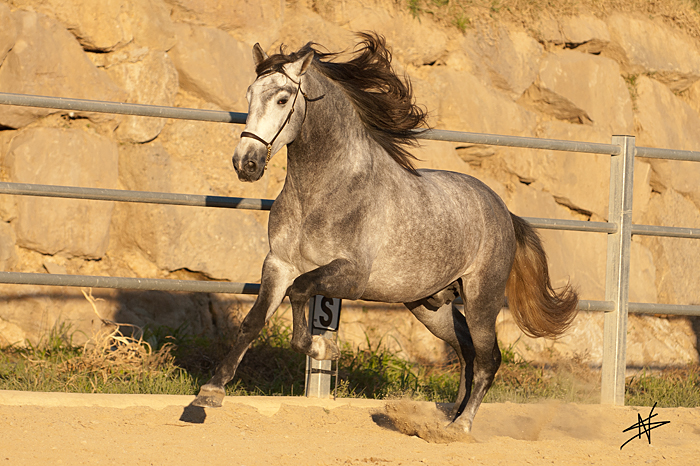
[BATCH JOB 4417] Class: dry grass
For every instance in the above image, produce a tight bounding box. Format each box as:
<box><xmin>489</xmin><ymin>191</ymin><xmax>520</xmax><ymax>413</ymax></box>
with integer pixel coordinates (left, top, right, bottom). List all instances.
<box><xmin>2</xmin><ymin>298</ymin><xmax>697</xmax><ymax>406</ymax></box>
<box><xmin>626</xmin><ymin>364</ymin><xmax>700</xmax><ymax>407</ymax></box>
<box><xmin>406</xmin><ymin>0</ymin><xmax>700</xmax><ymax>39</ymax></box>
<box><xmin>67</xmin><ymin>290</ymin><xmax>176</xmax><ymax>382</ymax></box>
<box><xmin>0</xmin><ymin>289</ymin><xmax>190</xmax><ymax>395</ymax></box>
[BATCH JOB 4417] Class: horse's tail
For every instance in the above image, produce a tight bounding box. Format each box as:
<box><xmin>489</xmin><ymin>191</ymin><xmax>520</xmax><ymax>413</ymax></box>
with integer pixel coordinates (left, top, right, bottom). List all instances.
<box><xmin>506</xmin><ymin>213</ymin><xmax>579</xmax><ymax>339</ymax></box>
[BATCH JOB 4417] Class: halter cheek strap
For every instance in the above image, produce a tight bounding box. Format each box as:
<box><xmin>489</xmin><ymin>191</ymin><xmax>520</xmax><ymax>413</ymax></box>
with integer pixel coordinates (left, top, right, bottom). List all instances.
<box><xmin>240</xmin><ymin>72</ymin><xmax>307</xmax><ymax>171</ymax></box>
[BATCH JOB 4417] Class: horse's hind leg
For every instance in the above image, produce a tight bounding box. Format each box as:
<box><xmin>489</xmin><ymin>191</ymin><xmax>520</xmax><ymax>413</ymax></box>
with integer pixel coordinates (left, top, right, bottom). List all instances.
<box><xmin>405</xmin><ymin>300</ymin><xmax>475</xmax><ymax>420</ymax></box>
<box><xmin>449</xmin><ymin>275</ymin><xmax>505</xmax><ymax>433</ymax></box>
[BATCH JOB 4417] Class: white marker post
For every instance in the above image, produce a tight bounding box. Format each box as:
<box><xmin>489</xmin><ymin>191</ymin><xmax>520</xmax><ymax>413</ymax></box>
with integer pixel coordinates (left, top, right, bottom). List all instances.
<box><xmin>304</xmin><ymin>295</ymin><xmax>342</xmax><ymax>398</ymax></box>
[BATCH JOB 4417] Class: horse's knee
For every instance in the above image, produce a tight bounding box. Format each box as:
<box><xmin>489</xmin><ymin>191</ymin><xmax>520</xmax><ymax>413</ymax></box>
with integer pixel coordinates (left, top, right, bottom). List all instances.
<box><xmin>290</xmin><ymin>332</ymin><xmax>312</xmax><ymax>354</ymax></box>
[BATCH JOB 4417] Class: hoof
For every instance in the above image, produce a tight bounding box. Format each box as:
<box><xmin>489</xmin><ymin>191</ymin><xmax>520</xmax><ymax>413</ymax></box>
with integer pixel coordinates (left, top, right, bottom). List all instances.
<box><xmin>446</xmin><ymin>419</ymin><xmax>472</xmax><ymax>434</ymax></box>
<box><xmin>192</xmin><ymin>384</ymin><xmax>225</xmax><ymax>408</ymax></box>
<box><xmin>310</xmin><ymin>335</ymin><xmax>340</xmax><ymax>360</ymax></box>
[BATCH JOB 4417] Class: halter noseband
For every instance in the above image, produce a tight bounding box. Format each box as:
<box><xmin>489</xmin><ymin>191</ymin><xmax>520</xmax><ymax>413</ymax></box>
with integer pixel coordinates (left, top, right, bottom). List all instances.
<box><xmin>240</xmin><ymin>71</ymin><xmax>307</xmax><ymax>171</ymax></box>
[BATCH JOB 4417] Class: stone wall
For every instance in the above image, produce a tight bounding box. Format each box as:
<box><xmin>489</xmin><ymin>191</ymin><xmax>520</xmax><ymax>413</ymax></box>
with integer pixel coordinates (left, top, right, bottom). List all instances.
<box><xmin>0</xmin><ymin>0</ymin><xmax>698</xmax><ymax>368</ymax></box>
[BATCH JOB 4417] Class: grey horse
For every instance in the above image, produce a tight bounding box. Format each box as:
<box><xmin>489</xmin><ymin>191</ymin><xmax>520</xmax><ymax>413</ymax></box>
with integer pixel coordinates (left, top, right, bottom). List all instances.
<box><xmin>193</xmin><ymin>33</ymin><xmax>578</xmax><ymax>433</ymax></box>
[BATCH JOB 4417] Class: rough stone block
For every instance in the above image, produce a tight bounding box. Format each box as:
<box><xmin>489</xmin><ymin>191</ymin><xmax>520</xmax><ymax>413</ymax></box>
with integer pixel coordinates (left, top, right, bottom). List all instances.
<box><xmin>606</xmin><ymin>14</ymin><xmax>700</xmax><ymax>92</ymax></box>
<box><xmin>635</xmin><ymin>76</ymin><xmax>700</xmax><ymax>209</ymax></box>
<box><xmin>559</xmin><ymin>15</ymin><xmax>610</xmax><ymax>53</ymax></box>
<box><xmin>0</xmin><ymin>9</ymin><xmax>126</xmax><ymax>128</ymax></box>
<box><xmin>0</xmin><ymin>283</ymin><xmax>217</xmax><ymax>347</ymax></box>
<box><xmin>461</xmin><ymin>25</ymin><xmax>543</xmax><ymax>98</ymax></box>
<box><xmin>105</xmin><ymin>47</ymin><xmax>179</xmax><ymax>143</ymax></box>
<box><xmin>0</xmin><ymin>3</ymin><xmax>16</xmax><ymax>65</ymax></box>
<box><xmin>682</xmin><ymin>79</ymin><xmax>700</xmax><ymax>117</ymax></box>
<box><xmin>520</xmin><ymin>50</ymin><xmax>633</xmax><ymax>133</ymax></box>
<box><xmin>506</xmin><ymin>183</ymin><xmax>607</xmax><ymax>301</ymax></box>
<box><xmin>28</xmin><ymin>0</ymin><xmax>133</xmax><ymax>52</ymax></box>
<box><xmin>158</xmin><ymin>98</ymin><xmax>280</xmax><ymax>200</ymax></box>
<box><xmin>0</xmin><ymin>313</ymin><xmax>27</xmax><ymax>347</ymax></box>
<box><xmin>165</xmin><ymin>0</ymin><xmax>285</xmax><ymax>46</ymax></box>
<box><xmin>270</xmin><ymin>4</ymin><xmax>353</xmax><ymax>54</ymax></box>
<box><xmin>534</xmin><ymin>16</ymin><xmax>565</xmax><ymax>45</ymax></box>
<box><xmin>640</xmin><ymin>189</ymin><xmax>700</xmax><ymax>307</ymax></box>
<box><xmin>0</xmin><ymin>220</ymin><xmax>17</xmax><ymax>271</ymax></box>
<box><xmin>496</xmin><ymin>309</ymin><xmax>699</xmax><ymax>366</ymax></box>
<box><xmin>129</xmin><ymin>0</ymin><xmax>178</xmax><ymax>51</ymax></box>
<box><xmin>433</xmin><ymin>68</ymin><xmax>537</xmax><ymax>136</ymax></box>
<box><xmin>507</xmin><ymin>122</ymin><xmax>612</xmax><ymax>219</ymax></box>
<box><xmin>168</xmin><ymin>23</ymin><xmax>253</xmax><ymax>112</ymax></box>
<box><xmin>115</xmin><ymin>143</ymin><xmax>268</xmax><ymax>282</ymax></box>
<box><xmin>5</xmin><ymin>127</ymin><xmax>118</xmax><ymax>258</ymax></box>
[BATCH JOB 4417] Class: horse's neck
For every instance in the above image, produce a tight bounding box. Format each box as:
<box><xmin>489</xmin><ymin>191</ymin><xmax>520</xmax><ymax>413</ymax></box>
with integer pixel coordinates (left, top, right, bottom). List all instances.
<box><xmin>285</xmin><ymin>72</ymin><xmax>379</xmax><ymax>196</ymax></box>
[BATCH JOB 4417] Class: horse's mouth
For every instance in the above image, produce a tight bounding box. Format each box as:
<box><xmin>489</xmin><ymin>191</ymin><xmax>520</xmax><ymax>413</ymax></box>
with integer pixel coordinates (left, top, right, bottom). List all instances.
<box><xmin>232</xmin><ymin>152</ymin><xmax>266</xmax><ymax>182</ymax></box>
<box><xmin>236</xmin><ymin>171</ymin><xmax>263</xmax><ymax>182</ymax></box>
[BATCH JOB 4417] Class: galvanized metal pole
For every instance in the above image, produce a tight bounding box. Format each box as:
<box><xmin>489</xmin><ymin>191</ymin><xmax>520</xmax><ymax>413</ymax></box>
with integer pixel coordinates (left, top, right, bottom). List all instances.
<box><xmin>304</xmin><ymin>335</ymin><xmax>333</xmax><ymax>398</ymax></box>
<box><xmin>304</xmin><ymin>297</ymin><xmax>333</xmax><ymax>398</ymax></box>
<box><xmin>601</xmin><ymin>135</ymin><xmax>635</xmax><ymax>405</ymax></box>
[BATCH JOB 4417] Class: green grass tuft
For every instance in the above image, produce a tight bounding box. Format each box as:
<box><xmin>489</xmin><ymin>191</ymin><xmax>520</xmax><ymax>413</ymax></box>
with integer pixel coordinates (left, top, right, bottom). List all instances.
<box><xmin>626</xmin><ymin>366</ymin><xmax>700</xmax><ymax>407</ymax></box>
<box><xmin>1</xmin><ymin>318</ymin><xmax>697</xmax><ymax>408</ymax></box>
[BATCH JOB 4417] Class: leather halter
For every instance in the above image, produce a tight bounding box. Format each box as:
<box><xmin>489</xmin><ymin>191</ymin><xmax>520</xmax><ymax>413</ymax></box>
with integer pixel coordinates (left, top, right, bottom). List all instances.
<box><xmin>240</xmin><ymin>71</ymin><xmax>307</xmax><ymax>171</ymax></box>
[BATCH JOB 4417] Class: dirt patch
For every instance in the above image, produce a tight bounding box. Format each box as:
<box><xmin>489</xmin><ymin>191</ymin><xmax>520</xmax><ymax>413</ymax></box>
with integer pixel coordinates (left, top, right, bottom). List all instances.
<box><xmin>383</xmin><ymin>400</ymin><xmax>474</xmax><ymax>444</ymax></box>
<box><xmin>0</xmin><ymin>392</ymin><xmax>698</xmax><ymax>465</ymax></box>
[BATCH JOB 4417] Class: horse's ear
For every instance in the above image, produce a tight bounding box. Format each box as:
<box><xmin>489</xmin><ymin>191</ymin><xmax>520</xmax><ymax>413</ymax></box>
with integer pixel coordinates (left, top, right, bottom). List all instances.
<box><xmin>298</xmin><ymin>51</ymin><xmax>314</xmax><ymax>76</ymax></box>
<box><xmin>285</xmin><ymin>51</ymin><xmax>314</xmax><ymax>79</ymax></box>
<box><xmin>252</xmin><ymin>43</ymin><xmax>268</xmax><ymax>67</ymax></box>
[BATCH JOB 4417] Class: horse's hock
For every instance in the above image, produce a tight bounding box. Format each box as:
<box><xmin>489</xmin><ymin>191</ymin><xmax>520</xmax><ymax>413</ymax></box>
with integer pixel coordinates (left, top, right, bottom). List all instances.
<box><xmin>1</xmin><ymin>0</ymin><xmax>700</xmax><ymax>374</ymax></box>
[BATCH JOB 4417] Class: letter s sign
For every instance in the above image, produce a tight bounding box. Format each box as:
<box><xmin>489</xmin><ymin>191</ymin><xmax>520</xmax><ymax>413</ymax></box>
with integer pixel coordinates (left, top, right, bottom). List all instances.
<box><xmin>311</xmin><ymin>295</ymin><xmax>342</xmax><ymax>331</ymax></box>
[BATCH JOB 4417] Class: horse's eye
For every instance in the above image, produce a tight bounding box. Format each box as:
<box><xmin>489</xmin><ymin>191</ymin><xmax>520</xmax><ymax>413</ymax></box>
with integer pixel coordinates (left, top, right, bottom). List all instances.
<box><xmin>277</xmin><ymin>98</ymin><xmax>289</xmax><ymax>105</ymax></box>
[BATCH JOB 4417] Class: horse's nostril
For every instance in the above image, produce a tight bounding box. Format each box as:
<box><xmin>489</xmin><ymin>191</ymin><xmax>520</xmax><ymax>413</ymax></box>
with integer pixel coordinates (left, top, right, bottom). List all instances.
<box><xmin>245</xmin><ymin>160</ymin><xmax>257</xmax><ymax>172</ymax></box>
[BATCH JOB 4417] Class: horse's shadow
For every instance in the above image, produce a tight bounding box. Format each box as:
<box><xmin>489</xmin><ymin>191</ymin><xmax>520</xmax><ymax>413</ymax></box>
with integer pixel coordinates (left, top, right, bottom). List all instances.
<box><xmin>370</xmin><ymin>411</ymin><xmax>400</xmax><ymax>432</ymax></box>
<box><xmin>179</xmin><ymin>403</ymin><xmax>207</xmax><ymax>424</ymax></box>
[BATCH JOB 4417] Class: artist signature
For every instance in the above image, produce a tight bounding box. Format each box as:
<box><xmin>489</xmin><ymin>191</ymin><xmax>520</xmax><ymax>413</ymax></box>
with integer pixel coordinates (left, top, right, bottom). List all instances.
<box><xmin>620</xmin><ymin>402</ymin><xmax>671</xmax><ymax>450</ymax></box>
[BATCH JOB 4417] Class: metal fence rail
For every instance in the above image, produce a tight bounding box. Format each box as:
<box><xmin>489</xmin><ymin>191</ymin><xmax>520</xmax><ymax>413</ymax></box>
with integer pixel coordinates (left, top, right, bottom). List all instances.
<box><xmin>1</xmin><ymin>92</ymin><xmax>700</xmax><ymax>406</ymax></box>
<box><xmin>4</xmin><ymin>181</ymin><xmax>700</xmax><ymax>239</ymax></box>
<box><xmin>0</xmin><ymin>271</ymin><xmax>260</xmax><ymax>294</ymax></box>
<box><xmin>3</xmin><ymin>91</ymin><xmax>699</xmax><ymax>160</ymax></box>
<box><xmin>0</xmin><ymin>92</ymin><xmax>247</xmax><ymax>124</ymax></box>
<box><xmin>0</xmin><ymin>181</ymin><xmax>274</xmax><ymax>210</ymax></box>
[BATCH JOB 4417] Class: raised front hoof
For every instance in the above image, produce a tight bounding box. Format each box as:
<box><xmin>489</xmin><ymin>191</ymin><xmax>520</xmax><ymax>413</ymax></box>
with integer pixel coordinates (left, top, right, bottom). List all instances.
<box><xmin>310</xmin><ymin>335</ymin><xmax>340</xmax><ymax>360</ymax></box>
<box><xmin>192</xmin><ymin>385</ymin><xmax>225</xmax><ymax>408</ymax></box>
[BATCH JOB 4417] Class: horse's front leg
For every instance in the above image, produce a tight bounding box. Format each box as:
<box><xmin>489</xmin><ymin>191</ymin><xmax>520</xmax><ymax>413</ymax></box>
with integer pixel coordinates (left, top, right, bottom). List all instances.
<box><xmin>192</xmin><ymin>255</ymin><xmax>295</xmax><ymax>408</ymax></box>
<box><xmin>287</xmin><ymin>258</ymin><xmax>368</xmax><ymax>360</ymax></box>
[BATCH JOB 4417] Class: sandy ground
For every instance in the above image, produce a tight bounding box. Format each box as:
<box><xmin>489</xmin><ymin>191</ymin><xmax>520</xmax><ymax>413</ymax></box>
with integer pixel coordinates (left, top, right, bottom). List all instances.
<box><xmin>0</xmin><ymin>391</ymin><xmax>698</xmax><ymax>466</ymax></box>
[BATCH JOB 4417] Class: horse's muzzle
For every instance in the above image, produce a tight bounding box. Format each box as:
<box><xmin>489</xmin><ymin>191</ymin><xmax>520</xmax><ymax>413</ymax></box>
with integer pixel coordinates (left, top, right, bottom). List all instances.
<box><xmin>232</xmin><ymin>148</ymin><xmax>265</xmax><ymax>182</ymax></box>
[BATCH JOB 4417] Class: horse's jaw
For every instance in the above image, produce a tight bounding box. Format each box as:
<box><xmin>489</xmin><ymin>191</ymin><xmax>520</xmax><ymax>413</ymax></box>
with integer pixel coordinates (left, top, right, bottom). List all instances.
<box><xmin>234</xmin><ymin>168</ymin><xmax>264</xmax><ymax>183</ymax></box>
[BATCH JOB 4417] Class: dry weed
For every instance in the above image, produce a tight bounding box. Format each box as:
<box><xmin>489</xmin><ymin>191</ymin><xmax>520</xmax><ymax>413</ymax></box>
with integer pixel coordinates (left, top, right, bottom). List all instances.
<box><xmin>59</xmin><ymin>289</ymin><xmax>175</xmax><ymax>381</ymax></box>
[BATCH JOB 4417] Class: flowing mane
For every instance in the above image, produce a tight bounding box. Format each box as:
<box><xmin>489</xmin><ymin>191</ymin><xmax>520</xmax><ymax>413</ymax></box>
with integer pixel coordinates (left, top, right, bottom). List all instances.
<box><xmin>255</xmin><ymin>32</ymin><xmax>428</xmax><ymax>175</ymax></box>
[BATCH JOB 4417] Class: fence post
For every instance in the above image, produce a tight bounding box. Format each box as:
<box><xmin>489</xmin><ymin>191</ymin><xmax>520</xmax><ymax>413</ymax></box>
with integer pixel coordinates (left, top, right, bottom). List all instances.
<box><xmin>304</xmin><ymin>296</ymin><xmax>342</xmax><ymax>398</ymax></box>
<box><xmin>601</xmin><ymin>135</ymin><xmax>635</xmax><ymax>405</ymax></box>
<box><xmin>305</xmin><ymin>332</ymin><xmax>333</xmax><ymax>398</ymax></box>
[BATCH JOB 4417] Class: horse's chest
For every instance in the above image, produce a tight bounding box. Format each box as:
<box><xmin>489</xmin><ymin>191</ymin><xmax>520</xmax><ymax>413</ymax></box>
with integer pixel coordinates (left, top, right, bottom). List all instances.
<box><xmin>299</xmin><ymin>211</ymin><xmax>361</xmax><ymax>257</ymax></box>
<box><xmin>276</xmin><ymin>204</ymin><xmax>372</xmax><ymax>271</ymax></box>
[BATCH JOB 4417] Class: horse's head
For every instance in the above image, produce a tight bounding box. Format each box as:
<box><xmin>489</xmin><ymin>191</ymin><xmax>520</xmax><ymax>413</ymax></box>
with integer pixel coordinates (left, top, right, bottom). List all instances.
<box><xmin>232</xmin><ymin>44</ymin><xmax>314</xmax><ymax>182</ymax></box>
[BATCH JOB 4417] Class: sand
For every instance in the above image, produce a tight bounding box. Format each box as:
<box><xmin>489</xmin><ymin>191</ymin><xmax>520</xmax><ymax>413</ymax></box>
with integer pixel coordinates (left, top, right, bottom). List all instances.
<box><xmin>0</xmin><ymin>390</ymin><xmax>698</xmax><ymax>465</ymax></box>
